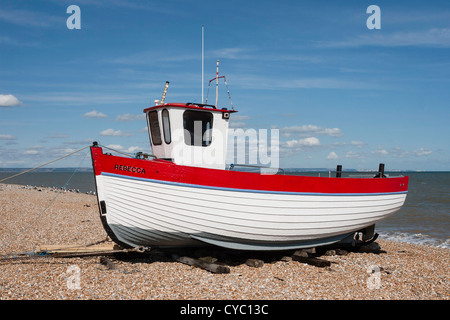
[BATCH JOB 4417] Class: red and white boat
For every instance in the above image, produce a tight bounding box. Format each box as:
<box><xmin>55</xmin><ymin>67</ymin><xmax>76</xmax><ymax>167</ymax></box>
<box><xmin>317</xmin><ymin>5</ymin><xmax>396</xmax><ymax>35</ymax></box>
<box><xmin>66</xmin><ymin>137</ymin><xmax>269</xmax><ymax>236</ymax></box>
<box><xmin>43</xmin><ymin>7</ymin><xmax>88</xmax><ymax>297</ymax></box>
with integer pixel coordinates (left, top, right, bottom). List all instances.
<box><xmin>90</xmin><ymin>81</ymin><xmax>408</xmax><ymax>251</ymax></box>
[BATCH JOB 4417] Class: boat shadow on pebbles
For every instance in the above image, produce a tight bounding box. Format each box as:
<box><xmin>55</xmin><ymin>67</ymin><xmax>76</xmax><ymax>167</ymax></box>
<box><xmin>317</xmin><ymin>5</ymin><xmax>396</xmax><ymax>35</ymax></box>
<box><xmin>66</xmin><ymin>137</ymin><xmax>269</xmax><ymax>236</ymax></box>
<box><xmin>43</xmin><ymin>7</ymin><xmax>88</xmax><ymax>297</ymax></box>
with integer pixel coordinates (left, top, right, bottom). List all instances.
<box><xmin>106</xmin><ymin>242</ymin><xmax>385</xmax><ymax>274</ymax></box>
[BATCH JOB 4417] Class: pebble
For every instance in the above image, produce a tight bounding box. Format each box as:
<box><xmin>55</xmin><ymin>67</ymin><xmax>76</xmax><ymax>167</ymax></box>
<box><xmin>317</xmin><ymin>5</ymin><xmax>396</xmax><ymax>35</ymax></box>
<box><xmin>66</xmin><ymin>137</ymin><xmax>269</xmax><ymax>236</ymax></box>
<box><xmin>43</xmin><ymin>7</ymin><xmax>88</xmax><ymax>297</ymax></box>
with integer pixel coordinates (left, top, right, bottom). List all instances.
<box><xmin>0</xmin><ymin>183</ymin><xmax>448</xmax><ymax>300</ymax></box>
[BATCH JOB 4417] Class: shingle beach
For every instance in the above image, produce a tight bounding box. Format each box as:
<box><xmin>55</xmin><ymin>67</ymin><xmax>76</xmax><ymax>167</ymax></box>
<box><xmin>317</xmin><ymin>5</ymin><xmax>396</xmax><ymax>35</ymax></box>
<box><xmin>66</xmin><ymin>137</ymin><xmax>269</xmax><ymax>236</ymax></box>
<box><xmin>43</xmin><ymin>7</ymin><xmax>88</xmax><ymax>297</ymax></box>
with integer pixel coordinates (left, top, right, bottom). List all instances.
<box><xmin>1</xmin><ymin>183</ymin><xmax>448</xmax><ymax>300</ymax></box>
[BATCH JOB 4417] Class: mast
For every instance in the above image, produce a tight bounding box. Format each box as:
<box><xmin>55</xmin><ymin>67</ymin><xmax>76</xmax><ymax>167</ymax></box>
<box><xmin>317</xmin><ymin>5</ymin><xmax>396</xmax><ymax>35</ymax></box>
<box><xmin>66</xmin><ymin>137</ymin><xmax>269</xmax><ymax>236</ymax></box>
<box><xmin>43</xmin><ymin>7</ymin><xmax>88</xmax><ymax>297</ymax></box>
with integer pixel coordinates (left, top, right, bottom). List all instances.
<box><xmin>161</xmin><ymin>81</ymin><xmax>169</xmax><ymax>104</ymax></box>
<box><xmin>215</xmin><ymin>60</ymin><xmax>219</xmax><ymax>108</ymax></box>
<box><xmin>202</xmin><ymin>26</ymin><xmax>204</xmax><ymax>104</ymax></box>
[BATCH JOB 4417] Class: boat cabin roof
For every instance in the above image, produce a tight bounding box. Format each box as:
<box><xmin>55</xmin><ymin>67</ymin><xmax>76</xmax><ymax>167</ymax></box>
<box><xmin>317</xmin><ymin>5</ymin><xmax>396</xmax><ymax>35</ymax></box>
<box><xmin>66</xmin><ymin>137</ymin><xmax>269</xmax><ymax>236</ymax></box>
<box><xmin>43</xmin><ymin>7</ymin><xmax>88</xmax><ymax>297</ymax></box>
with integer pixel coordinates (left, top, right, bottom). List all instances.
<box><xmin>143</xmin><ymin>102</ymin><xmax>237</xmax><ymax>114</ymax></box>
<box><xmin>142</xmin><ymin>102</ymin><xmax>237</xmax><ymax>170</ymax></box>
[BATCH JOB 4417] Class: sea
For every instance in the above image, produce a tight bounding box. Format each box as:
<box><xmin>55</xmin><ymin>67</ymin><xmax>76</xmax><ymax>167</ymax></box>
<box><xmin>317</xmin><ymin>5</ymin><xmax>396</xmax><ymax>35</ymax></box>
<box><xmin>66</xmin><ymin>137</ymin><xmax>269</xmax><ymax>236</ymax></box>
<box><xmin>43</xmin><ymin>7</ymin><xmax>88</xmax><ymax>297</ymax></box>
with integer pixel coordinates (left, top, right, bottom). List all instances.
<box><xmin>1</xmin><ymin>169</ymin><xmax>449</xmax><ymax>249</ymax></box>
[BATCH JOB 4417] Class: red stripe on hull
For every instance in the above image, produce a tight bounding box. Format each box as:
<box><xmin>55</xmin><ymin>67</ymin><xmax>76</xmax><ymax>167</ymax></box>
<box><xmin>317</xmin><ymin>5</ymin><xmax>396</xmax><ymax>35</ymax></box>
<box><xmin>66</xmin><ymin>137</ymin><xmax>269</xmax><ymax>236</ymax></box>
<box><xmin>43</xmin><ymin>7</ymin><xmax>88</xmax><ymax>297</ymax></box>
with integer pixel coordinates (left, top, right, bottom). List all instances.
<box><xmin>91</xmin><ymin>146</ymin><xmax>408</xmax><ymax>194</ymax></box>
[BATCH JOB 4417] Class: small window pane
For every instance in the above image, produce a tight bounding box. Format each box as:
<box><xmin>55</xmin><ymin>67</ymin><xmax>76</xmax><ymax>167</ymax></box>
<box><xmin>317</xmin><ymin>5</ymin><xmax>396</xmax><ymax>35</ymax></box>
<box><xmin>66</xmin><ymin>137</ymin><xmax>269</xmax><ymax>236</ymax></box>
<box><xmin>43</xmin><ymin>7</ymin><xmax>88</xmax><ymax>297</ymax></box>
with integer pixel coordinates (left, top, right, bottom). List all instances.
<box><xmin>148</xmin><ymin>111</ymin><xmax>162</xmax><ymax>145</ymax></box>
<box><xmin>183</xmin><ymin>110</ymin><xmax>213</xmax><ymax>147</ymax></box>
<box><xmin>162</xmin><ymin>109</ymin><xmax>171</xmax><ymax>144</ymax></box>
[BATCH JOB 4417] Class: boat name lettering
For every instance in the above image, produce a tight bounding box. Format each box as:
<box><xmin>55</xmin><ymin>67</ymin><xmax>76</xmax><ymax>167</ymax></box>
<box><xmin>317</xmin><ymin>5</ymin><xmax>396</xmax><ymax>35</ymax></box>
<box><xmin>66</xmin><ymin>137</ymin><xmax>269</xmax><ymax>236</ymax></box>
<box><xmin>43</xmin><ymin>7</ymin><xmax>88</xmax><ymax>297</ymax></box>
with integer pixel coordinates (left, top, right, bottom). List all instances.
<box><xmin>114</xmin><ymin>164</ymin><xmax>146</xmax><ymax>174</ymax></box>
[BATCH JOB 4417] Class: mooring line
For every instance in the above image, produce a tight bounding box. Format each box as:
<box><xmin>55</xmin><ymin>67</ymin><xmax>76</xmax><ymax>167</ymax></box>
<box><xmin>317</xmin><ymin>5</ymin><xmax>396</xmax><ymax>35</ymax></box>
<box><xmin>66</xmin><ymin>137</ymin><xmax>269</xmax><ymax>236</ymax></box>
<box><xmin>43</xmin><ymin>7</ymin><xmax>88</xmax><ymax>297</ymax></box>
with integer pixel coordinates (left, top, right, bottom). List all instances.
<box><xmin>98</xmin><ymin>143</ymin><xmax>157</xmax><ymax>159</ymax></box>
<box><xmin>0</xmin><ymin>147</ymin><xmax>91</xmax><ymax>250</ymax></box>
<box><xmin>0</xmin><ymin>145</ymin><xmax>91</xmax><ymax>183</ymax></box>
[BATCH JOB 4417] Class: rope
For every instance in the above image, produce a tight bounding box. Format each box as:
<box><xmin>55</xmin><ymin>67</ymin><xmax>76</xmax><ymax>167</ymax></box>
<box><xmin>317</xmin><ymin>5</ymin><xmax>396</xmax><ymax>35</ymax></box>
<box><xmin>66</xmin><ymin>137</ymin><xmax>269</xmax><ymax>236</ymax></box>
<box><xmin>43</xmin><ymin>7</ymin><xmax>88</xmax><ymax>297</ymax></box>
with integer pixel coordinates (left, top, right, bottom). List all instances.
<box><xmin>99</xmin><ymin>143</ymin><xmax>157</xmax><ymax>160</ymax></box>
<box><xmin>99</xmin><ymin>144</ymin><xmax>136</xmax><ymax>158</ymax></box>
<box><xmin>223</xmin><ymin>76</ymin><xmax>234</xmax><ymax>110</ymax></box>
<box><xmin>0</xmin><ymin>143</ymin><xmax>153</xmax><ymax>258</ymax></box>
<box><xmin>0</xmin><ymin>147</ymin><xmax>90</xmax><ymax>249</ymax></box>
<box><xmin>38</xmin><ymin>236</ymin><xmax>110</xmax><ymax>255</ymax></box>
<box><xmin>205</xmin><ymin>75</ymin><xmax>234</xmax><ymax>109</ymax></box>
<box><xmin>0</xmin><ymin>145</ymin><xmax>90</xmax><ymax>183</ymax></box>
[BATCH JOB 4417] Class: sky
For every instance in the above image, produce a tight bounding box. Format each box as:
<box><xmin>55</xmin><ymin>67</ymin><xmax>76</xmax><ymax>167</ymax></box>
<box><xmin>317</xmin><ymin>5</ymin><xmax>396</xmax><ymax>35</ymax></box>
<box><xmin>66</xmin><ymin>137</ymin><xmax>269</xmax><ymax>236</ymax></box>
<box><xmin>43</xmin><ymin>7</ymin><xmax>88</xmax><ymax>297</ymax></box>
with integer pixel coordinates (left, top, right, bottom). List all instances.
<box><xmin>0</xmin><ymin>0</ymin><xmax>449</xmax><ymax>171</ymax></box>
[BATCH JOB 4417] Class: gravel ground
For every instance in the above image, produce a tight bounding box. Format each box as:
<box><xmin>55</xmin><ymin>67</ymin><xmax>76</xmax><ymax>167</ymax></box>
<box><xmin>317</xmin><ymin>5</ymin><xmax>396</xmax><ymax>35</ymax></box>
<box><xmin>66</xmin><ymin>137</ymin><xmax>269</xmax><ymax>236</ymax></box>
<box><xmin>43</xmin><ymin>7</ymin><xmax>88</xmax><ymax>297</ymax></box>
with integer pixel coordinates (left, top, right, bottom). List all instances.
<box><xmin>0</xmin><ymin>183</ymin><xmax>448</xmax><ymax>300</ymax></box>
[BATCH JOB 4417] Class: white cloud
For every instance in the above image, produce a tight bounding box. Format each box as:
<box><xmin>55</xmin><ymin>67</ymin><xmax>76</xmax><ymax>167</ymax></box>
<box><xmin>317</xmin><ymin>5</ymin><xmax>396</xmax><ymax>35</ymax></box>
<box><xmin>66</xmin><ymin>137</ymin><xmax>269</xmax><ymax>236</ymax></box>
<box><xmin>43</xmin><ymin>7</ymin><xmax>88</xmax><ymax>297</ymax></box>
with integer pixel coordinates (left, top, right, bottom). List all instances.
<box><xmin>0</xmin><ymin>94</ymin><xmax>22</xmax><ymax>107</ymax></box>
<box><xmin>232</xmin><ymin>115</ymin><xmax>250</xmax><ymax>121</ymax></box>
<box><xmin>209</xmin><ymin>47</ymin><xmax>254</xmax><ymax>59</ymax></box>
<box><xmin>106</xmin><ymin>144</ymin><xmax>123</xmax><ymax>150</ymax></box>
<box><xmin>0</xmin><ymin>9</ymin><xmax>61</xmax><ymax>27</ymax></box>
<box><xmin>21</xmin><ymin>92</ymin><xmax>145</xmax><ymax>106</ymax></box>
<box><xmin>390</xmin><ymin>147</ymin><xmax>433</xmax><ymax>158</ymax></box>
<box><xmin>368</xmin><ymin>146</ymin><xmax>433</xmax><ymax>159</ymax></box>
<box><xmin>64</xmin><ymin>148</ymin><xmax>77</xmax><ymax>153</ymax></box>
<box><xmin>350</xmin><ymin>141</ymin><xmax>365</xmax><ymax>148</ymax></box>
<box><xmin>100</xmin><ymin>129</ymin><xmax>133</xmax><ymax>137</ymax></box>
<box><xmin>83</xmin><ymin>110</ymin><xmax>107</xmax><ymax>118</ymax></box>
<box><xmin>24</xmin><ymin>150</ymin><xmax>40</xmax><ymax>155</ymax></box>
<box><xmin>372</xmin><ymin>147</ymin><xmax>389</xmax><ymax>156</ymax></box>
<box><xmin>228</xmin><ymin>115</ymin><xmax>250</xmax><ymax>129</ymax></box>
<box><xmin>345</xmin><ymin>151</ymin><xmax>365</xmax><ymax>159</ymax></box>
<box><xmin>106</xmin><ymin>144</ymin><xmax>141</xmax><ymax>153</ymax></box>
<box><xmin>389</xmin><ymin>147</ymin><xmax>409</xmax><ymax>158</ymax></box>
<box><xmin>300</xmin><ymin>137</ymin><xmax>321</xmax><ymax>146</ymax></box>
<box><xmin>327</xmin><ymin>152</ymin><xmax>339</xmax><ymax>160</ymax></box>
<box><xmin>207</xmin><ymin>47</ymin><xmax>322</xmax><ymax>64</ymax></box>
<box><xmin>0</xmin><ymin>35</ymin><xmax>39</xmax><ymax>46</ymax></box>
<box><xmin>233</xmin><ymin>75</ymin><xmax>372</xmax><ymax>90</ymax></box>
<box><xmin>317</xmin><ymin>28</ymin><xmax>450</xmax><ymax>48</ymax></box>
<box><xmin>116</xmin><ymin>113</ymin><xmax>145</xmax><ymax>121</ymax></box>
<box><xmin>413</xmin><ymin>148</ymin><xmax>432</xmax><ymax>156</ymax></box>
<box><xmin>229</xmin><ymin>122</ymin><xmax>247</xmax><ymax>129</ymax></box>
<box><xmin>280</xmin><ymin>125</ymin><xmax>343</xmax><ymax>138</ymax></box>
<box><xmin>286</xmin><ymin>137</ymin><xmax>320</xmax><ymax>148</ymax></box>
<box><xmin>278</xmin><ymin>136</ymin><xmax>321</xmax><ymax>159</ymax></box>
<box><xmin>109</xmin><ymin>51</ymin><xmax>198</xmax><ymax>65</ymax></box>
<box><xmin>0</xmin><ymin>134</ymin><xmax>17</xmax><ymax>140</ymax></box>
<box><xmin>46</xmin><ymin>134</ymin><xmax>69</xmax><ymax>139</ymax></box>
<box><xmin>125</xmin><ymin>146</ymin><xmax>141</xmax><ymax>153</ymax></box>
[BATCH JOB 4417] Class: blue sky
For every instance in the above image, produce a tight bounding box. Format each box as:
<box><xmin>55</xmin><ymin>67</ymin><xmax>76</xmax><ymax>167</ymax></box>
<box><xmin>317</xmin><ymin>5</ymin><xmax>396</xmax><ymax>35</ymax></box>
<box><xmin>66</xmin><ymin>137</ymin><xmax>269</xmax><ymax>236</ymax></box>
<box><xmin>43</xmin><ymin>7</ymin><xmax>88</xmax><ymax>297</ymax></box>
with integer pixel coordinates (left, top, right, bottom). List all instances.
<box><xmin>1</xmin><ymin>0</ymin><xmax>449</xmax><ymax>171</ymax></box>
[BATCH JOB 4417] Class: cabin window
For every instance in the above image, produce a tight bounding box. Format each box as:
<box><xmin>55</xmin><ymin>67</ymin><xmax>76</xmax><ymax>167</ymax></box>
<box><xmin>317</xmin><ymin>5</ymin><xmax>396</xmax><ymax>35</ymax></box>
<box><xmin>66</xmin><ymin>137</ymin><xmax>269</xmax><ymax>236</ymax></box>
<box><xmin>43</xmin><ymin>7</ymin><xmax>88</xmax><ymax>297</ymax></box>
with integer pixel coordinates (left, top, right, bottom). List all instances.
<box><xmin>183</xmin><ymin>110</ymin><xmax>213</xmax><ymax>147</ymax></box>
<box><xmin>147</xmin><ymin>111</ymin><xmax>162</xmax><ymax>145</ymax></box>
<box><xmin>162</xmin><ymin>109</ymin><xmax>171</xmax><ymax>144</ymax></box>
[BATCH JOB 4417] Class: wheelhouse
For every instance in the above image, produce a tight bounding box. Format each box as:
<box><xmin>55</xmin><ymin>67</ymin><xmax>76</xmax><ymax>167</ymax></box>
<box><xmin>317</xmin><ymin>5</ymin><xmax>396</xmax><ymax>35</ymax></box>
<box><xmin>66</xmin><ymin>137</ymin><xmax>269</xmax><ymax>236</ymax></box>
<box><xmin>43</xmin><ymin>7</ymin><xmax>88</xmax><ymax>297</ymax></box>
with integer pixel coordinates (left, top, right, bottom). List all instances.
<box><xmin>143</xmin><ymin>102</ymin><xmax>237</xmax><ymax>170</ymax></box>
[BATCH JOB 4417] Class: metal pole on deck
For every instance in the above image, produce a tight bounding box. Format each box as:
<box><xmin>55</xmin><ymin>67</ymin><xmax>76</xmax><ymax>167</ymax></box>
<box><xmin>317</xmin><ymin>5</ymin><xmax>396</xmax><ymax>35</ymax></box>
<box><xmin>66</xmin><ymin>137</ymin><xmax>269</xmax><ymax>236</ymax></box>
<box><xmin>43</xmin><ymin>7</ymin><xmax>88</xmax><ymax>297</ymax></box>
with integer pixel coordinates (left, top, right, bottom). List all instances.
<box><xmin>378</xmin><ymin>163</ymin><xmax>385</xmax><ymax>178</ymax></box>
<box><xmin>161</xmin><ymin>81</ymin><xmax>169</xmax><ymax>104</ymax></box>
<box><xmin>215</xmin><ymin>60</ymin><xmax>219</xmax><ymax>108</ymax></box>
<box><xmin>202</xmin><ymin>26</ymin><xmax>204</xmax><ymax>104</ymax></box>
<box><xmin>336</xmin><ymin>165</ymin><xmax>342</xmax><ymax>178</ymax></box>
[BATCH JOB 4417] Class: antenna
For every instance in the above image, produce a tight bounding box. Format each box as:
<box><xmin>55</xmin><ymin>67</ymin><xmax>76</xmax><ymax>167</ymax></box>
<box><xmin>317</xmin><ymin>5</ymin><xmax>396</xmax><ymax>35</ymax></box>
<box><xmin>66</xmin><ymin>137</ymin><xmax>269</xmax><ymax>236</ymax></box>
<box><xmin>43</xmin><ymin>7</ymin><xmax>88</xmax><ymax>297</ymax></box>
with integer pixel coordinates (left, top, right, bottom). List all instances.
<box><xmin>161</xmin><ymin>81</ymin><xmax>169</xmax><ymax>104</ymax></box>
<box><xmin>202</xmin><ymin>26</ymin><xmax>204</xmax><ymax>104</ymax></box>
<box><xmin>215</xmin><ymin>60</ymin><xmax>219</xmax><ymax>108</ymax></box>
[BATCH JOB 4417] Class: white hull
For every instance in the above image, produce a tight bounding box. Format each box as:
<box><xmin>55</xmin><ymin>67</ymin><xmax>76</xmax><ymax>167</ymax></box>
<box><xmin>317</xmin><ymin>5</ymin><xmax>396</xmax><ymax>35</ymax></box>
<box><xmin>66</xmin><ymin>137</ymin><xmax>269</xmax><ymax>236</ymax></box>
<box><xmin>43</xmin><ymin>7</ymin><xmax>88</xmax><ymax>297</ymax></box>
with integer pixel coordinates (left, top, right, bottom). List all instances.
<box><xmin>95</xmin><ymin>172</ymin><xmax>407</xmax><ymax>250</ymax></box>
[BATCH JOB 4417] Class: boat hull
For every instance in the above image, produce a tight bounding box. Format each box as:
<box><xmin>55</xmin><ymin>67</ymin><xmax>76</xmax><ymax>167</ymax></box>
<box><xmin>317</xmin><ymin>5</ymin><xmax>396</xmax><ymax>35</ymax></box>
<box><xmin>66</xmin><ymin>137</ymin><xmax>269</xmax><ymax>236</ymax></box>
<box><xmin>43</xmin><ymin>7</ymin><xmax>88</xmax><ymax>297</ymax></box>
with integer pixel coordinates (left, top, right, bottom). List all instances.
<box><xmin>91</xmin><ymin>146</ymin><xmax>408</xmax><ymax>250</ymax></box>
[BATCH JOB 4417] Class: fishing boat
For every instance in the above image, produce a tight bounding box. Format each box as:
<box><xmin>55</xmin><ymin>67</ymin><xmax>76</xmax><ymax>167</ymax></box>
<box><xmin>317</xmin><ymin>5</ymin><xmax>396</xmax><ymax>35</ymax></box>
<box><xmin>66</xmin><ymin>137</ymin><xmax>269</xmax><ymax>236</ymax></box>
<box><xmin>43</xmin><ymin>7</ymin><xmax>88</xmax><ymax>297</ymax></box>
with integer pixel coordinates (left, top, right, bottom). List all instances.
<box><xmin>90</xmin><ymin>71</ymin><xmax>408</xmax><ymax>251</ymax></box>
